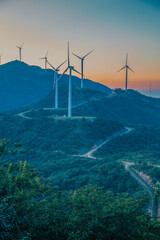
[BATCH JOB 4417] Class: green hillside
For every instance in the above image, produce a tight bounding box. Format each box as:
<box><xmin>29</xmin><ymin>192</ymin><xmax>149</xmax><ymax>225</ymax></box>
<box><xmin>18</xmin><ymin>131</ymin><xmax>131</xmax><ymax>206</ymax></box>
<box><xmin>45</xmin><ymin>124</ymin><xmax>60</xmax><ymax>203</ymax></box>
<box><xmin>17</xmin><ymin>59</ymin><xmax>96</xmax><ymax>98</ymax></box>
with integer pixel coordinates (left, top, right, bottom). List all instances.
<box><xmin>95</xmin><ymin>125</ymin><xmax>160</xmax><ymax>158</ymax></box>
<box><xmin>0</xmin><ymin>116</ymin><xmax>123</xmax><ymax>155</ymax></box>
<box><xmin>1</xmin><ymin>161</ymin><xmax>159</xmax><ymax>240</ymax></box>
<box><xmin>17</xmin><ymin>88</ymin><xmax>160</xmax><ymax>126</ymax></box>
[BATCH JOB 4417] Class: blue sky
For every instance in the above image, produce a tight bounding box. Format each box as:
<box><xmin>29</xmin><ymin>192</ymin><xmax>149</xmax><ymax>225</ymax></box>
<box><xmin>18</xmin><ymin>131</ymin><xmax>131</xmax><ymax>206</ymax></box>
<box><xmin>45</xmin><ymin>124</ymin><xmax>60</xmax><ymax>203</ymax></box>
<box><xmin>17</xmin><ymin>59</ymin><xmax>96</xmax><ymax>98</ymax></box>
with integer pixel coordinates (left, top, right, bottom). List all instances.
<box><xmin>0</xmin><ymin>0</ymin><xmax>160</xmax><ymax>93</ymax></box>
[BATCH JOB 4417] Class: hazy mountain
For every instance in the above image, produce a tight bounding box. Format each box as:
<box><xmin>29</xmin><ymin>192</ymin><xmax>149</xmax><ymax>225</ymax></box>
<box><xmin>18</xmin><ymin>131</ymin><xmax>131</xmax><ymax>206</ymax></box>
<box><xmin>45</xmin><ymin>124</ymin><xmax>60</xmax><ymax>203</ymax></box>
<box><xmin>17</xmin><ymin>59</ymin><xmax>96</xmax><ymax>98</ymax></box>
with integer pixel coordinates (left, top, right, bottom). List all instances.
<box><xmin>0</xmin><ymin>60</ymin><xmax>111</xmax><ymax>112</ymax></box>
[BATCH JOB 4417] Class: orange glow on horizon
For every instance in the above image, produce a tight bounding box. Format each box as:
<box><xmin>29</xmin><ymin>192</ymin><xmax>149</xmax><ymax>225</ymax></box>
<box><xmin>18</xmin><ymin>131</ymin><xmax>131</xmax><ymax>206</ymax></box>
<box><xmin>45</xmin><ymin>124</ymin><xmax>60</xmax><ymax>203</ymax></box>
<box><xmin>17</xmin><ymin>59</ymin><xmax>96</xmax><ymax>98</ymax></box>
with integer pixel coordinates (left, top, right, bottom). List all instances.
<box><xmin>89</xmin><ymin>74</ymin><xmax>160</xmax><ymax>91</ymax></box>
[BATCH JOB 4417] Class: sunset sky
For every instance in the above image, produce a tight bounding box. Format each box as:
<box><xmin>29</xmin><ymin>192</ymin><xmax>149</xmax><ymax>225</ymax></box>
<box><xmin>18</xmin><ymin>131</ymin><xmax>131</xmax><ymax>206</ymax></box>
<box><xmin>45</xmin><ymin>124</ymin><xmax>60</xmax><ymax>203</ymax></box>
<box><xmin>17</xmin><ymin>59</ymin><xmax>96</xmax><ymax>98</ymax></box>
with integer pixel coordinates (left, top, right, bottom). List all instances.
<box><xmin>0</xmin><ymin>0</ymin><xmax>160</xmax><ymax>95</ymax></box>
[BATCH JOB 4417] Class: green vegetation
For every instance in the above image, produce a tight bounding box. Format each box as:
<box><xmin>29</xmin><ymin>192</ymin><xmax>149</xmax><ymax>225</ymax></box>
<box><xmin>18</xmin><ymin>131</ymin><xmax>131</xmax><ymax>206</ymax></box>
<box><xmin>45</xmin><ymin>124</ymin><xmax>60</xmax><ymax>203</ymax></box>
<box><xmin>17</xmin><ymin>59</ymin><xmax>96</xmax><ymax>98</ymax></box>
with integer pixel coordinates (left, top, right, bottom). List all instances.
<box><xmin>0</xmin><ymin>121</ymin><xmax>157</xmax><ymax>196</ymax></box>
<box><xmin>0</xmin><ymin>116</ymin><xmax>123</xmax><ymax>155</ymax></box>
<box><xmin>1</xmin><ymin>143</ymin><xmax>141</xmax><ymax>195</ymax></box>
<box><xmin>29</xmin><ymin>86</ymin><xmax>107</xmax><ymax>110</ymax></box>
<box><xmin>1</xmin><ymin>161</ymin><xmax>160</xmax><ymax>240</ymax></box>
<box><xmin>95</xmin><ymin>126</ymin><xmax>160</xmax><ymax>158</ymax></box>
<box><xmin>36</xmin><ymin>153</ymin><xmax>140</xmax><ymax>194</ymax></box>
<box><xmin>133</xmin><ymin>162</ymin><xmax>160</xmax><ymax>184</ymax></box>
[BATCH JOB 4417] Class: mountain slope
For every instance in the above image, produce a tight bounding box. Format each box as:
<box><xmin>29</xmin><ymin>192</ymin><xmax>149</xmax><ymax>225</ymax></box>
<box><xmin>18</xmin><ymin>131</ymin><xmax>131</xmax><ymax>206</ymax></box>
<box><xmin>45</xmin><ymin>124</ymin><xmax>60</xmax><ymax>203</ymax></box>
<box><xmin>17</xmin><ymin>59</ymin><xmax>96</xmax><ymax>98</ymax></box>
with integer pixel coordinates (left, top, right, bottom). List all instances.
<box><xmin>0</xmin><ymin>116</ymin><xmax>141</xmax><ymax>194</ymax></box>
<box><xmin>72</xmin><ymin>89</ymin><xmax>160</xmax><ymax>125</ymax></box>
<box><xmin>0</xmin><ymin>115</ymin><xmax>123</xmax><ymax>155</ymax></box>
<box><xmin>0</xmin><ymin>61</ymin><xmax>111</xmax><ymax>112</ymax></box>
<box><xmin>21</xmin><ymin>88</ymin><xmax>160</xmax><ymax>126</ymax></box>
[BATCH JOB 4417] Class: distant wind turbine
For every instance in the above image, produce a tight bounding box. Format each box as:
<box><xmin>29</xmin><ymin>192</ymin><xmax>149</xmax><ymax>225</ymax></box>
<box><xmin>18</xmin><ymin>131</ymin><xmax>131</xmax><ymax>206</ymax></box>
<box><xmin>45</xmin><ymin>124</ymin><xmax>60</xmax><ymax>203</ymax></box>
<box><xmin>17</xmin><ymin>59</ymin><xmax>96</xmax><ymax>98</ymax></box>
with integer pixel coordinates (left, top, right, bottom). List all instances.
<box><xmin>72</xmin><ymin>50</ymin><xmax>93</xmax><ymax>88</ymax></box>
<box><xmin>0</xmin><ymin>53</ymin><xmax>2</xmax><ymax>65</ymax></box>
<box><xmin>47</xmin><ymin>59</ymin><xmax>67</xmax><ymax>109</ymax></box>
<box><xmin>117</xmin><ymin>54</ymin><xmax>134</xmax><ymax>91</ymax></box>
<box><xmin>57</xmin><ymin>42</ymin><xmax>81</xmax><ymax>117</ymax></box>
<box><xmin>40</xmin><ymin>51</ymin><xmax>48</xmax><ymax>69</ymax></box>
<box><xmin>17</xmin><ymin>43</ymin><xmax>24</xmax><ymax>61</ymax></box>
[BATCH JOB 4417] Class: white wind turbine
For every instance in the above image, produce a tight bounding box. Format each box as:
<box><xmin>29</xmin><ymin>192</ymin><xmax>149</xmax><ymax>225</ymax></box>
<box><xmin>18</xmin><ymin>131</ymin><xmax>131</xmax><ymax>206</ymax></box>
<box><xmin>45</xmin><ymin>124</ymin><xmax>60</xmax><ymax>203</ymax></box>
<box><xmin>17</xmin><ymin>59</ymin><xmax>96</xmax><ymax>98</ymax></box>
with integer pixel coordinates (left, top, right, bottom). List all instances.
<box><xmin>47</xmin><ymin>59</ymin><xmax>67</xmax><ymax>109</ymax></box>
<box><xmin>72</xmin><ymin>50</ymin><xmax>93</xmax><ymax>88</ymax></box>
<box><xmin>40</xmin><ymin>51</ymin><xmax>48</xmax><ymax>69</ymax></box>
<box><xmin>17</xmin><ymin>43</ymin><xmax>24</xmax><ymax>61</ymax></box>
<box><xmin>117</xmin><ymin>54</ymin><xmax>134</xmax><ymax>91</ymax></box>
<box><xmin>57</xmin><ymin>42</ymin><xmax>81</xmax><ymax>117</ymax></box>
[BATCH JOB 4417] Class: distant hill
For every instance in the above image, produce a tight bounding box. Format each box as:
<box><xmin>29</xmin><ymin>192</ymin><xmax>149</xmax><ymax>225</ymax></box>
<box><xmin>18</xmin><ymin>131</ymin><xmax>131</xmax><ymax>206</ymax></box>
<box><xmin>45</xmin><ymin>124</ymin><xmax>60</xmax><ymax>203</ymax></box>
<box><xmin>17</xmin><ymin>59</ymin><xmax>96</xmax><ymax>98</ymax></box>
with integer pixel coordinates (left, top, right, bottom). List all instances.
<box><xmin>73</xmin><ymin>88</ymin><xmax>160</xmax><ymax>125</ymax></box>
<box><xmin>22</xmin><ymin>88</ymin><xmax>160</xmax><ymax>126</ymax></box>
<box><xmin>0</xmin><ymin>61</ymin><xmax>111</xmax><ymax>112</ymax></box>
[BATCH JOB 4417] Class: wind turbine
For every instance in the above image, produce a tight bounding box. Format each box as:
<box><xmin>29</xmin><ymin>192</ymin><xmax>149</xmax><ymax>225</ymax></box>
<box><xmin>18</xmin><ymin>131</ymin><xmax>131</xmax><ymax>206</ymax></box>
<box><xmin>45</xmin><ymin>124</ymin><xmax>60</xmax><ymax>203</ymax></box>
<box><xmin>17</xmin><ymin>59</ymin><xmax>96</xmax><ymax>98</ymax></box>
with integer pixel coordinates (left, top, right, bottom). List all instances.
<box><xmin>0</xmin><ymin>53</ymin><xmax>2</xmax><ymax>65</ymax></box>
<box><xmin>40</xmin><ymin>51</ymin><xmax>48</xmax><ymax>69</ymax></box>
<box><xmin>72</xmin><ymin>50</ymin><xmax>93</xmax><ymax>88</ymax></box>
<box><xmin>17</xmin><ymin>43</ymin><xmax>24</xmax><ymax>61</ymax></box>
<box><xmin>117</xmin><ymin>54</ymin><xmax>134</xmax><ymax>91</ymax></box>
<box><xmin>57</xmin><ymin>42</ymin><xmax>81</xmax><ymax>117</ymax></box>
<box><xmin>47</xmin><ymin>59</ymin><xmax>67</xmax><ymax>109</ymax></box>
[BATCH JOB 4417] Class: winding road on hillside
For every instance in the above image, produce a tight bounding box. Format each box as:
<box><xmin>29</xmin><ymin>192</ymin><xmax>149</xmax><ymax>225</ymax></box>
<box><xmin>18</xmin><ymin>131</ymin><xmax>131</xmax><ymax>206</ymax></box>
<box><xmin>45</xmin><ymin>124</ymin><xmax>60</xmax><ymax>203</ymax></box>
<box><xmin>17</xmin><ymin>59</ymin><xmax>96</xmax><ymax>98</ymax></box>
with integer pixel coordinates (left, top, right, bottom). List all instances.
<box><xmin>76</xmin><ymin>127</ymin><xmax>157</xmax><ymax>217</ymax></box>
<box><xmin>122</xmin><ymin>161</ymin><xmax>155</xmax><ymax>217</ymax></box>
<box><xmin>17</xmin><ymin>110</ymin><xmax>33</xmax><ymax>119</ymax></box>
<box><xmin>17</xmin><ymin>101</ymin><xmax>89</xmax><ymax>119</ymax></box>
<box><xmin>80</xmin><ymin>127</ymin><xmax>133</xmax><ymax>159</ymax></box>
<box><xmin>17</xmin><ymin>92</ymin><xmax>114</xmax><ymax>119</ymax></box>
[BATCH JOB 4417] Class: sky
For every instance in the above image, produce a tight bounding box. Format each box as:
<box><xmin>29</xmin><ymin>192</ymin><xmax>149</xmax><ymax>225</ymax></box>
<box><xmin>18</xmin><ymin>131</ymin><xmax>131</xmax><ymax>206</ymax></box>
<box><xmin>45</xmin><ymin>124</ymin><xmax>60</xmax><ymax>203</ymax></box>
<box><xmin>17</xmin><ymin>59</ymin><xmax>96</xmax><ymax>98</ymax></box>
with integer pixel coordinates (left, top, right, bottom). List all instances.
<box><xmin>0</xmin><ymin>0</ymin><xmax>160</xmax><ymax>95</ymax></box>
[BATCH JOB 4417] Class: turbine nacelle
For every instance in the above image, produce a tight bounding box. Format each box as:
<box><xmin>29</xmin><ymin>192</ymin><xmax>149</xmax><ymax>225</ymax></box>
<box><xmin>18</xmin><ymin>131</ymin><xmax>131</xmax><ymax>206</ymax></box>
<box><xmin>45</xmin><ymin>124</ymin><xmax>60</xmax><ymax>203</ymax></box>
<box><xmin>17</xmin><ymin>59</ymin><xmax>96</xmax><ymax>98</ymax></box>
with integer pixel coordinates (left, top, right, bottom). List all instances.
<box><xmin>17</xmin><ymin>43</ymin><xmax>24</xmax><ymax>61</ymax></box>
<box><xmin>69</xmin><ymin>66</ymin><xmax>74</xmax><ymax>70</ymax></box>
<box><xmin>72</xmin><ymin>50</ymin><xmax>93</xmax><ymax>88</ymax></box>
<box><xmin>117</xmin><ymin>54</ymin><xmax>134</xmax><ymax>91</ymax></box>
<box><xmin>40</xmin><ymin>51</ymin><xmax>48</xmax><ymax>69</ymax></box>
<box><xmin>47</xmin><ymin>59</ymin><xmax>67</xmax><ymax>73</ymax></box>
<box><xmin>17</xmin><ymin>43</ymin><xmax>24</xmax><ymax>50</ymax></box>
<box><xmin>56</xmin><ymin>42</ymin><xmax>82</xmax><ymax>117</ymax></box>
<box><xmin>72</xmin><ymin>50</ymin><xmax>93</xmax><ymax>61</ymax></box>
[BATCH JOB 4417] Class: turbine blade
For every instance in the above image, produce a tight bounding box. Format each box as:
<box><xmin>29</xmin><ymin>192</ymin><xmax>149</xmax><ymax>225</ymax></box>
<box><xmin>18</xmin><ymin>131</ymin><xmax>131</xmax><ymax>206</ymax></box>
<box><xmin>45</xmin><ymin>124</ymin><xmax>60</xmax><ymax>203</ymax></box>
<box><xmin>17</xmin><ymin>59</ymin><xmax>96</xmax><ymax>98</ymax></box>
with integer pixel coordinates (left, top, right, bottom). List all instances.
<box><xmin>73</xmin><ymin>68</ymin><xmax>82</xmax><ymax>76</ymax></box>
<box><xmin>117</xmin><ymin>66</ymin><xmax>125</xmax><ymax>73</ymax></box>
<box><xmin>72</xmin><ymin>53</ymin><xmax>81</xmax><ymax>60</ymax></box>
<box><xmin>20</xmin><ymin>43</ymin><xmax>24</xmax><ymax>48</ymax></box>
<box><xmin>17</xmin><ymin>46</ymin><xmax>20</xmax><ymax>49</ymax></box>
<box><xmin>57</xmin><ymin>67</ymin><xmax>69</xmax><ymax>82</ymax></box>
<box><xmin>46</xmin><ymin>51</ymin><xmax>48</xmax><ymax>57</ymax></box>
<box><xmin>126</xmin><ymin>53</ymin><xmax>128</xmax><ymax>66</ymax></box>
<box><xmin>57</xmin><ymin>60</ymin><xmax>67</xmax><ymax>70</ymax></box>
<box><xmin>127</xmin><ymin>66</ymin><xmax>134</xmax><ymax>73</ymax></box>
<box><xmin>40</xmin><ymin>57</ymin><xmax>45</xmax><ymax>60</ymax></box>
<box><xmin>47</xmin><ymin>60</ymin><xmax>56</xmax><ymax>71</ymax></box>
<box><xmin>83</xmin><ymin>50</ymin><xmax>93</xmax><ymax>59</ymax></box>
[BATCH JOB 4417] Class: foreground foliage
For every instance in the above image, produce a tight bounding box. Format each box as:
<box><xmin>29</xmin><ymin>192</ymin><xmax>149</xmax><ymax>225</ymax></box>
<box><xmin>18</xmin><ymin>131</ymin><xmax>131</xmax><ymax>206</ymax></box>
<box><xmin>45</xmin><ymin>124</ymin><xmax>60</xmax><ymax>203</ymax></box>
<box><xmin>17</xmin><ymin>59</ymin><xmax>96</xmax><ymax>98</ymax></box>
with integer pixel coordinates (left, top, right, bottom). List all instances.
<box><xmin>0</xmin><ymin>162</ymin><xmax>160</xmax><ymax>240</ymax></box>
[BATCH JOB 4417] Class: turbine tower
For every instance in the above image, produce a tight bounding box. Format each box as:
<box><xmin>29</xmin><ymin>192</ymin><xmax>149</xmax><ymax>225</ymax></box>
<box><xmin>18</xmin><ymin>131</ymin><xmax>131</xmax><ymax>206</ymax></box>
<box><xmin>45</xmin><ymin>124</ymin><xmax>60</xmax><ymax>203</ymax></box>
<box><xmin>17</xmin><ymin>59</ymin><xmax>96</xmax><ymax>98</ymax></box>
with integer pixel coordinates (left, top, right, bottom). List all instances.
<box><xmin>47</xmin><ymin>59</ymin><xmax>67</xmax><ymax>109</ymax></box>
<box><xmin>0</xmin><ymin>53</ymin><xmax>2</xmax><ymax>65</ymax></box>
<box><xmin>40</xmin><ymin>51</ymin><xmax>48</xmax><ymax>69</ymax></box>
<box><xmin>57</xmin><ymin>42</ymin><xmax>81</xmax><ymax>117</ymax></box>
<box><xmin>72</xmin><ymin>50</ymin><xmax>93</xmax><ymax>88</ymax></box>
<box><xmin>17</xmin><ymin>43</ymin><xmax>24</xmax><ymax>61</ymax></box>
<box><xmin>117</xmin><ymin>54</ymin><xmax>134</xmax><ymax>91</ymax></box>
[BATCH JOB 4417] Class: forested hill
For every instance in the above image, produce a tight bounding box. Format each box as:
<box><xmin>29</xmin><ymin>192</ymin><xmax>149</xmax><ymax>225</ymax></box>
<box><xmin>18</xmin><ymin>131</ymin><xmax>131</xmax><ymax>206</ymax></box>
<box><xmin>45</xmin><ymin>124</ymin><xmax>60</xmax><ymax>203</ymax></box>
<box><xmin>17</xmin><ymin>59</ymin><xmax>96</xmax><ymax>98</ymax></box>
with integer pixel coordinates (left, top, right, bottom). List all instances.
<box><xmin>0</xmin><ymin>60</ymin><xmax>111</xmax><ymax>112</ymax></box>
<box><xmin>70</xmin><ymin>88</ymin><xmax>160</xmax><ymax>125</ymax></box>
<box><xmin>20</xmin><ymin>88</ymin><xmax>160</xmax><ymax>126</ymax></box>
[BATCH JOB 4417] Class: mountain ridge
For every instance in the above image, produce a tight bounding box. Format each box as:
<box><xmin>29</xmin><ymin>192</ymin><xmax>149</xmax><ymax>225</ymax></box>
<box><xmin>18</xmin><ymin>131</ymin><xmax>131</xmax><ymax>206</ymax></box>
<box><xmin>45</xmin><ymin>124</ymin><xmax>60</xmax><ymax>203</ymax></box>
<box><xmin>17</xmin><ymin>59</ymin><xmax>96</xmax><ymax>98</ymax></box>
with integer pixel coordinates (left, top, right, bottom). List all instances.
<box><xmin>16</xmin><ymin>87</ymin><xmax>160</xmax><ymax>126</ymax></box>
<box><xmin>0</xmin><ymin>60</ymin><xmax>111</xmax><ymax>112</ymax></box>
